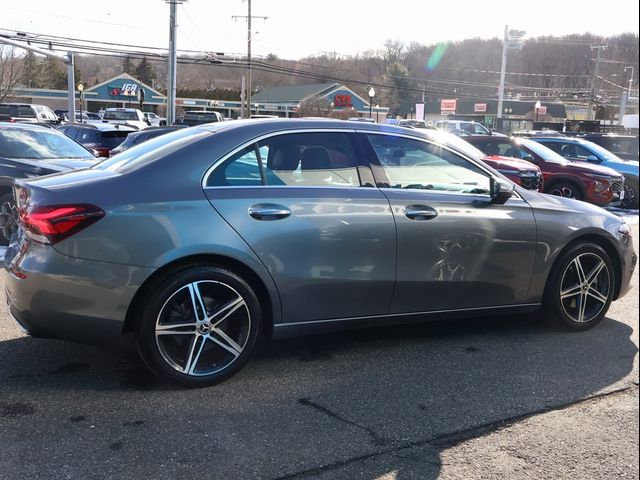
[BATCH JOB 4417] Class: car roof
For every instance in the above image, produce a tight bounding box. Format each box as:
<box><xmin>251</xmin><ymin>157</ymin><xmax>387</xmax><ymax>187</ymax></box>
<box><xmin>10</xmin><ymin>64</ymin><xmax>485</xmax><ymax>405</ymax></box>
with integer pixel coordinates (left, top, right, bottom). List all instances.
<box><xmin>194</xmin><ymin>118</ymin><xmax>426</xmax><ymax>137</ymax></box>
<box><xmin>61</xmin><ymin>123</ymin><xmax>137</xmax><ymax>132</ymax></box>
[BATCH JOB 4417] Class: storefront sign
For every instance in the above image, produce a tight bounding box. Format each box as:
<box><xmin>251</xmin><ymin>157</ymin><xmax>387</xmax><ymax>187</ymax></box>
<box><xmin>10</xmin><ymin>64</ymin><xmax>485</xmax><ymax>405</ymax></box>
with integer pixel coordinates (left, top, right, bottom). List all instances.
<box><xmin>474</xmin><ymin>103</ymin><xmax>487</xmax><ymax>113</ymax></box>
<box><xmin>440</xmin><ymin>99</ymin><xmax>457</xmax><ymax>111</ymax></box>
<box><xmin>334</xmin><ymin>94</ymin><xmax>353</xmax><ymax>108</ymax></box>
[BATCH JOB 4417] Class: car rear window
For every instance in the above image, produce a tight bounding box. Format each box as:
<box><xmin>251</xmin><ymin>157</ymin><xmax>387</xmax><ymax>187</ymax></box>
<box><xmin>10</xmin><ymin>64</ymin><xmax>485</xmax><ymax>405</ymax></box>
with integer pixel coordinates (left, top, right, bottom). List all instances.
<box><xmin>99</xmin><ymin>131</ymin><xmax>131</xmax><ymax>148</ymax></box>
<box><xmin>0</xmin><ymin>128</ymin><xmax>93</xmax><ymax>159</ymax></box>
<box><xmin>103</xmin><ymin>110</ymin><xmax>139</xmax><ymax>120</ymax></box>
<box><xmin>184</xmin><ymin>112</ymin><xmax>220</xmax><ymax>122</ymax></box>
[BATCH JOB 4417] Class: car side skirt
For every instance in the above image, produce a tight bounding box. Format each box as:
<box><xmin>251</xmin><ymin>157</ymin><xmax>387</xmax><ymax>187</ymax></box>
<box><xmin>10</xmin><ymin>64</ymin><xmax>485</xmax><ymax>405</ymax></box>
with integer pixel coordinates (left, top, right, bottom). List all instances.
<box><xmin>271</xmin><ymin>303</ymin><xmax>542</xmax><ymax>340</ymax></box>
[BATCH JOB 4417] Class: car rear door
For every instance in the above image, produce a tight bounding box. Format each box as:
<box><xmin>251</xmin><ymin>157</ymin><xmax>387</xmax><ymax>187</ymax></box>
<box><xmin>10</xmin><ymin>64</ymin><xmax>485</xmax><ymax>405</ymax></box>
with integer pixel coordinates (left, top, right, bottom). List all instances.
<box><xmin>360</xmin><ymin>131</ymin><xmax>537</xmax><ymax>313</ymax></box>
<box><xmin>203</xmin><ymin>130</ymin><xmax>396</xmax><ymax>324</ymax></box>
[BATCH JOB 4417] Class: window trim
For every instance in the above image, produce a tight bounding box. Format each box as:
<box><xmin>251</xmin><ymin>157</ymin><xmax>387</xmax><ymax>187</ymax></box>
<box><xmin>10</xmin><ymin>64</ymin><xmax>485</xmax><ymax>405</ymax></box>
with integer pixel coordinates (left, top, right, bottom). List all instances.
<box><xmin>202</xmin><ymin>128</ymin><xmax>365</xmax><ymax>189</ymax></box>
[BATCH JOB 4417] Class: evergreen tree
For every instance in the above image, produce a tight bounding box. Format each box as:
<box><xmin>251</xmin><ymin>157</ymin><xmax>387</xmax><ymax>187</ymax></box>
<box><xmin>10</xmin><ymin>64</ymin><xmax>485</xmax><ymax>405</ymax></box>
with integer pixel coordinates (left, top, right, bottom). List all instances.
<box><xmin>21</xmin><ymin>51</ymin><xmax>41</xmax><ymax>88</ymax></box>
<box><xmin>122</xmin><ymin>55</ymin><xmax>134</xmax><ymax>74</ymax></box>
<box><xmin>42</xmin><ymin>57</ymin><xmax>67</xmax><ymax>89</ymax></box>
<box><xmin>134</xmin><ymin>57</ymin><xmax>155</xmax><ymax>84</ymax></box>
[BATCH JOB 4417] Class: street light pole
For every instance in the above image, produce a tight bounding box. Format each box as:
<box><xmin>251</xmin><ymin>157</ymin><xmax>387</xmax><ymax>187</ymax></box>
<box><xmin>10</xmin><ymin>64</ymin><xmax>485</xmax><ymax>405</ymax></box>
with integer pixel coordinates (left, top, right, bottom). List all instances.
<box><xmin>165</xmin><ymin>0</ymin><xmax>185</xmax><ymax>126</ymax></box>
<box><xmin>497</xmin><ymin>26</ymin><xmax>525</xmax><ymax>129</ymax></box>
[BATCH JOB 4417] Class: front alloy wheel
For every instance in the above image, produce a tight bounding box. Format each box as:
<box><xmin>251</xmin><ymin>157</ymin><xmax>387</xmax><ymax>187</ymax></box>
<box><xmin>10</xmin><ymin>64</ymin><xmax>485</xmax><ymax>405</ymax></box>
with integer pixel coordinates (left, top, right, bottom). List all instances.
<box><xmin>137</xmin><ymin>266</ymin><xmax>261</xmax><ymax>387</ymax></box>
<box><xmin>559</xmin><ymin>253</ymin><xmax>610</xmax><ymax>323</ymax></box>
<box><xmin>547</xmin><ymin>182</ymin><xmax>583</xmax><ymax>201</ymax></box>
<box><xmin>544</xmin><ymin>243</ymin><xmax>614</xmax><ymax>331</ymax></box>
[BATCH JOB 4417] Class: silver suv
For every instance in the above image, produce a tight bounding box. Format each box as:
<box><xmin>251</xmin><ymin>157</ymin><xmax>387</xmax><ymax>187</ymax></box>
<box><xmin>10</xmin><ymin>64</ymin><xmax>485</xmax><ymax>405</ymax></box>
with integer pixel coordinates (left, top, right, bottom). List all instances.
<box><xmin>435</xmin><ymin>120</ymin><xmax>503</xmax><ymax>137</ymax></box>
<box><xmin>0</xmin><ymin>103</ymin><xmax>59</xmax><ymax>125</ymax></box>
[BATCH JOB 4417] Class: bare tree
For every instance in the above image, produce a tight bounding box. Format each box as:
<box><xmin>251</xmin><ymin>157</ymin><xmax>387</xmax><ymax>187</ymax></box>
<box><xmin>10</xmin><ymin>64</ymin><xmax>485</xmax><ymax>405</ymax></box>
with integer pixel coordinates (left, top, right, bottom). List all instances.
<box><xmin>297</xmin><ymin>96</ymin><xmax>332</xmax><ymax>117</ymax></box>
<box><xmin>0</xmin><ymin>46</ymin><xmax>22</xmax><ymax>103</ymax></box>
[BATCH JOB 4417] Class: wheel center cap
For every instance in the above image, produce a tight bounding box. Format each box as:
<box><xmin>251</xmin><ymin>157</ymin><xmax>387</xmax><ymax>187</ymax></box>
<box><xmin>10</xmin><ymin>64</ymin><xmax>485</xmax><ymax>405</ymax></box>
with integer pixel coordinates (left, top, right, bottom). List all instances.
<box><xmin>198</xmin><ymin>323</ymin><xmax>211</xmax><ymax>334</ymax></box>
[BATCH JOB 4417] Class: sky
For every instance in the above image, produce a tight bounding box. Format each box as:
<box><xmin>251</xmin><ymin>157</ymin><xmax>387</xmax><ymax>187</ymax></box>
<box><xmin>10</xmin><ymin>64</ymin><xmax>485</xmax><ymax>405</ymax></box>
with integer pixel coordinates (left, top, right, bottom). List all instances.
<box><xmin>1</xmin><ymin>0</ymin><xmax>639</xmax><ymax>59</ymax></box>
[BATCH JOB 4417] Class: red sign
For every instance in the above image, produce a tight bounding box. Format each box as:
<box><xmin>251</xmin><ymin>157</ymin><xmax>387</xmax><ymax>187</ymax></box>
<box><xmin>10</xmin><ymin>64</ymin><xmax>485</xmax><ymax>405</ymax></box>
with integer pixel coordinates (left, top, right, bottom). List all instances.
<box><xmin>110</xmin><ymin>88</ymin><xmax>121</xmax><ymax>96</ymax></box>
<box><xmin>440</xmin><ymin>99</ymin><xmax>457</xmax><ymax>111</ymax></box>
<box><xmin>474</xmin><ymin>103</ymin><xmax>487</xmax><ymax>113</ymax></box>
<box><xmin>334</xmin><ymin>94</ymin><xmax>353</xmax><ymax>108</ymax></box>
<box><xmin>537</xmin><ymin>106</ymin><xmax>547</xmax><ymax>115</ymax></box>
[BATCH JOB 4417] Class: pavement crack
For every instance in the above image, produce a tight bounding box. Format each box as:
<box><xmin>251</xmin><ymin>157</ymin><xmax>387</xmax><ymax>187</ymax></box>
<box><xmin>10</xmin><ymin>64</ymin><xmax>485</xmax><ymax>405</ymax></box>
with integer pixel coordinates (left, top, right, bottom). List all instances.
<box><xmin>298</xmin><ymin>398</ymin><xmax>389</xmax><ymax>447</ymax></box>
<box><xmin>275</xmin><ymin>386</ymin><xmax>638</xmax><ymax>480</ymax></box>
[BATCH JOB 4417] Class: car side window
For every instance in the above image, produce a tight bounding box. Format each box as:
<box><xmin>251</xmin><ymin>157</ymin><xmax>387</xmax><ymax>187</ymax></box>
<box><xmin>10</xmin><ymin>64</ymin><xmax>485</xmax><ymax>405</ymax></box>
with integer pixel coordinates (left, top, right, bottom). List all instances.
<box><xmin>366</xmin><ymin>134</ymin><xmax>490</xmax><ymax>194</ymax></box>
<box><xmin>207</xmin><ymin>146</ymin><xmax>263</xmax><ymax>187</ymax></box>
<box><xmin>258</xmin><ymin>132</ymin><xmax>361</xmax><ymax>187</ymax></box>
<box><xmin>474</xmin><ymin>124</ymin><xmax>489</xmax><ymax>135</ymax></box>
<box><xmin>569</xmin><ymin>144</ymin><xmax>595</xmax><ymax>160</ymax></box>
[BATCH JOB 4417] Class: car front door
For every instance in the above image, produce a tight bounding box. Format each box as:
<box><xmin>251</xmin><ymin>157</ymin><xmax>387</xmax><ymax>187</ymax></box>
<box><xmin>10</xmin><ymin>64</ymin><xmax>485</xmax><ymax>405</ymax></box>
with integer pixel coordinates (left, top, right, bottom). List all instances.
<box><xmin>360</xmin><ymin>132</ymin><xmax>537</xmax><ymax>314</ymax></box>
<box><xmin>204</xmin><ymin>130</ymin><xmax>396</xmax><ymax>323</ymax></box>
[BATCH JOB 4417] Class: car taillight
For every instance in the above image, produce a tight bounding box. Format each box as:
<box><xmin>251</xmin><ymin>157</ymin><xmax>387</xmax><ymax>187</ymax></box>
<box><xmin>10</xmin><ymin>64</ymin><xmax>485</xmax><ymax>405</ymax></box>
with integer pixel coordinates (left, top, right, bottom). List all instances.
<box><xmin>19</xmin><ymin>204</ymin><xmax>105</xmax><ymax>245</ymax></box>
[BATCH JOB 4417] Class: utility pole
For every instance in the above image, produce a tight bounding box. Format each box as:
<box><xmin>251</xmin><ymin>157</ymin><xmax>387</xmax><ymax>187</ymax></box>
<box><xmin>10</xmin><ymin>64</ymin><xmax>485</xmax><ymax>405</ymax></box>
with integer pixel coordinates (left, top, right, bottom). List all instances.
<box><xmin>233</xmin><ymin>1</ymin><xmax>267</xmax><ymax>119</ymax></box>
<box><xmin>165</xmin><ymin>0</ymin><xmax>185</xmax><ymax>125</ymax></box>
<box><xmin>0</xmin><ymin>35</ymin><xmax>75</xmax><ymax>121</ymax></box>
<box><xmin>624</xmin><ymin>66</ymin><xmax>634</xmax><ymax>99</ymax></box>
<box><xmin>496</xmin><ymin>26</ymin><xmax>525</xmax><ymax>130</ymax></box>
<box><xmin>587</xmin><ymin>45</ymin><xmax>607</xmax><ymax>121</ymax></box>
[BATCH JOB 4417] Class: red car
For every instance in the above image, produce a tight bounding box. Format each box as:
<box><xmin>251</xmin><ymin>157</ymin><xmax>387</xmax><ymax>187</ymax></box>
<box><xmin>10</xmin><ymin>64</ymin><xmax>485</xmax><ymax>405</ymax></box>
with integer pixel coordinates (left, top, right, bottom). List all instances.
<box><xmin>465</xmin><ymin>136</ymin><xmax>625</xmax><ymax>206</ymax></box>
<box><xmin>480</xmin><ymin>155</ymin><xmax>543</xmax><ymax>191</ymax></box>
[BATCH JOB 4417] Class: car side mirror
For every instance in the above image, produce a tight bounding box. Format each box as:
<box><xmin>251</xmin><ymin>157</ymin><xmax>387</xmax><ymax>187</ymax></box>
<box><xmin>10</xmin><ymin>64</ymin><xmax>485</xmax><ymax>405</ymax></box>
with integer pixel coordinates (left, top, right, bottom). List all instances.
<box><xmin>586</xmin><ymin>155</ymin><xmax>600</xmax><ymax>163</ymax></box>
<box><xmin>521</xmin><ymin>151</ymin><xmax>535</xmax><ymax>162</ymax></box>
<box><xmin>490</xmin><ymin>177</ymin><xmax>514</xmax><ymax>204</ymax></box>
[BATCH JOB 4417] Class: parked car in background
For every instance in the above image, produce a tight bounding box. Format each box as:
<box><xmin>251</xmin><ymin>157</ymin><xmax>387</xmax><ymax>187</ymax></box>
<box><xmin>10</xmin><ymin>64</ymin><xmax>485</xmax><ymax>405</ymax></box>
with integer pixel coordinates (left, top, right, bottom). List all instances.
<box><xmin>0</xmin><ymin>123</ymin><xmax>100</xmax><ymax>244</ymax></box>
<box><xmin>178</xmin><ymin>110</ymin><xmax>224</xmax><ymax>126</ymax></box>
<box><xmin>347</xmin><ymin>117</ymin><xmax>376</xmax><ymax>123</ymax></box>
<box><xmin>102</xmin><ymin>108</ymin><xmax>150</xmax><ymax>130</ymax></box>
<box><xmin>397</xmin><ymin>119</ymin><xmax>431</xmax><ymax>129</ymax></box>
<box><xmin>109</xmin><ymin>126</ymin><xmax>186</xmax><ymax>155</ymax></box>
<box><xmin>434</xmin><ymin>120</ymin><xmax>505</xmax><ymax>137</ymax></box>
<box><xmin>577</xmin><ymin>134</ymin><xmax>639</xmax><ymax>162</ymax></box>
<box><xmin>143</xmin><ymin>112</ymin><xmax>167</xmax><ymax>127</ymax></box>
<box><xmin>425</xmin><ymin>130</ymin><xmax>542</xmax><ymax>191</ymax></box>
<box><xmin>57</xmin><ymin>123</ymin><xmax>136</xmax><ymax>158</ymax></box>
<box><xmin>465</xmin><ymin>136</ymin><xmax>625</xmax><ymax>207</ymax></box>
<box><xmin>0</xmin><ymin>103</ymin><xmax>60</xmax><ymax>125</ymax></box>
<box><xmin>3</xmin><ymin>119</ymin><xmax>635</xmax><ymax>387</ymax></box>
<box><xmin>512</xmin><ymin>130</ymin><xmax>565</xmax><ymax>138</ymax></box>
<box><xmin>532</xmin><ymin>136</ymin><xmax>639</xmax><ymax>209</ymax></box>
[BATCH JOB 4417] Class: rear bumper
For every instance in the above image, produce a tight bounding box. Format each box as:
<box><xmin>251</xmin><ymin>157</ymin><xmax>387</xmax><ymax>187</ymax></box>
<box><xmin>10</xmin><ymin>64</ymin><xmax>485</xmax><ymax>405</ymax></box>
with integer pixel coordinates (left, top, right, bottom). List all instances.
<box><xmin>2</xmin><ymin>241</ymin><xmax>154</xmax><ymax>348</ymax></box>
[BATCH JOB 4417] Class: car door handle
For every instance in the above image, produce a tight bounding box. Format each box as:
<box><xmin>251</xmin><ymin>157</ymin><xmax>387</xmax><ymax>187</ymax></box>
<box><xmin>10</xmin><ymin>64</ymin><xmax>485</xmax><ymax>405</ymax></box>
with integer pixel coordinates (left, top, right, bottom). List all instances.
<box><xmin>248</xmin><ymin>204</ymin><xmax>291</xmax><ymax>220</ymax></box>
<box><xmin>404</xmin><ymin>205</ymin><xmax>438</xmax><ymax>220</ymax></box>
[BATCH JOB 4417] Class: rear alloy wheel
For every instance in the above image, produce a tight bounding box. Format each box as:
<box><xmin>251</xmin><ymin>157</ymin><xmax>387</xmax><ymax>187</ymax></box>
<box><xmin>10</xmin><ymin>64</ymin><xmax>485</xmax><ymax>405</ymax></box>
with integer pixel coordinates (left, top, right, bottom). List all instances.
<box><xmin>547</xmin><ymin>182</ymin><xmax>583</xmax><ymax>201</ymax></box>
<box><xmin>136</xmin><ymin>266</ymin><xmax>261</xmax><ymax>387</ymax></box>
<box><xmin>0</xmin><ymin>193</ymin><xmax>17</xmax><ymax>247</ymax></box>
<box><xmin>544</xmin><ymin>243</ymin><xmax>614</xmax><ymax>331</ymax></box>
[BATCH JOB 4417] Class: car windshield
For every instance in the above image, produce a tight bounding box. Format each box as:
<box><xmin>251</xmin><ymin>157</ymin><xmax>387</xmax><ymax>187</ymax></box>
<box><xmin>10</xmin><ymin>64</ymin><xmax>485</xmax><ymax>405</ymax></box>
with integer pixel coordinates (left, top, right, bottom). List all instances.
<box><xmin>578</xmin><ymin>139</ymin><xmax>625</xmax><ymax>162</ymax></box>
<box><xmin>103</xmin><ymin>110</ymin><xmax>139</xmax><ymax>120</ymax></box>
<box><xmin>0</xmin><ymin>128</ymin><xmax>93</xmax><ymax>159</ymax></box>
<box><xmin>519</xmin><ymin>138</ymin><xmax>569</xmax><ymax>164</ymax></box>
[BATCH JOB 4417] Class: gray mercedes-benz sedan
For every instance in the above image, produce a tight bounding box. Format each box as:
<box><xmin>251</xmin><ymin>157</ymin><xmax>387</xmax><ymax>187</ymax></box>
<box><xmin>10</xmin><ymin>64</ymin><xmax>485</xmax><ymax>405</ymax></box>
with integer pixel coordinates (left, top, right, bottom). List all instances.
<box><xmin>2</xmin><ymin>119</ymin><xmax>637</xmax><ymax>387</ymax></box>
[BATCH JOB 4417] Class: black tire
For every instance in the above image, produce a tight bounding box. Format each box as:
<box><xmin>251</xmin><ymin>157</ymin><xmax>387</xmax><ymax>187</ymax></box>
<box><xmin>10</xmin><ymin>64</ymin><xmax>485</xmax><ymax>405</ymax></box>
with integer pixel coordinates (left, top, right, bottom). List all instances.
<box><xmin>621</xmin><ymin>179</ymin><xmax>638</xmax><ymax>210</ymax></box>
<box><xmin>0</xmin><ymin>192</ymin><xmax>16</xmax><ymax>247</ymax></box>
<box><xmin>545</xmin><ymin>181</ymin><xmax>584</xmax><ymax>201</ymax></box>
<box><xmin>543</xmin><ymin>242</ymin><xmax>615</xmax><ymax>331</ymax></box>
<box><xmin>136</xmin><ymin>265</ymin><xmax>262</xmax><ymax>387</ymax></box>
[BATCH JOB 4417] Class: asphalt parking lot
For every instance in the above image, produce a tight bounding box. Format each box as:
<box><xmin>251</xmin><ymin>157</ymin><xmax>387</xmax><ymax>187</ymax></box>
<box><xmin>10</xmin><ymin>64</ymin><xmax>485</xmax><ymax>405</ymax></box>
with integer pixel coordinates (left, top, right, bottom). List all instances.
<box><xmin>0</xmin><ymin>217</ymin><xmax>638</xmax><ymax>480</ymax></box>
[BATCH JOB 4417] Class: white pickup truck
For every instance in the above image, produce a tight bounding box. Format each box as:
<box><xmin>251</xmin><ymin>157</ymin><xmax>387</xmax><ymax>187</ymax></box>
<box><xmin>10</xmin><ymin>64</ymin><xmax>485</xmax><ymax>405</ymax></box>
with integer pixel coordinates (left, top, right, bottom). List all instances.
<box><xmin>102</xmin><ymin>108</ymin><xmax>151</xmax><ymax>130</ymax></box>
